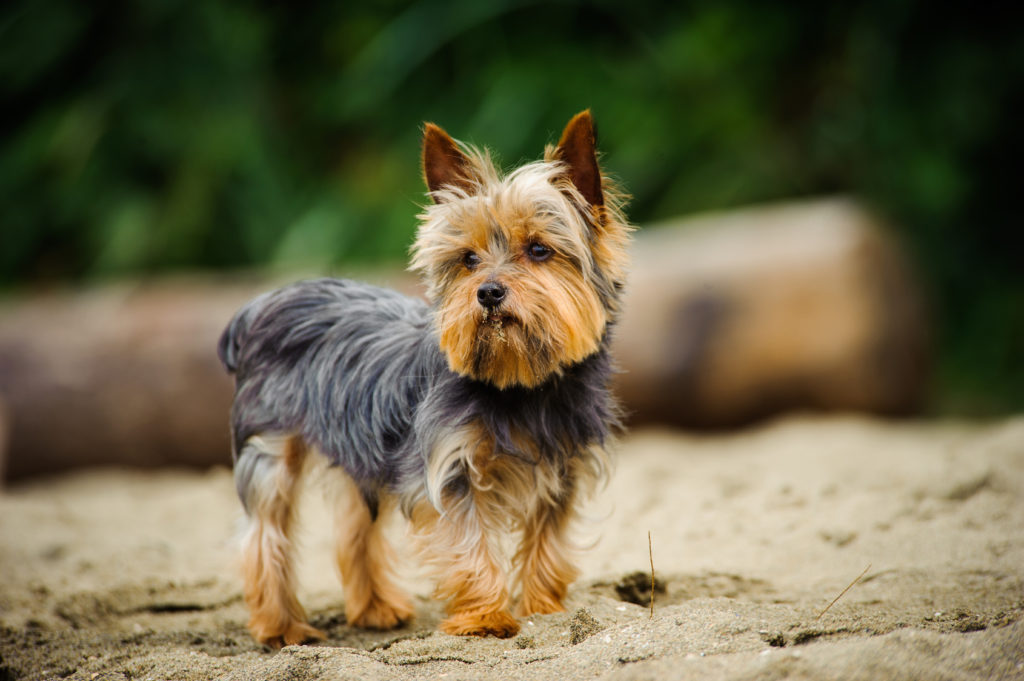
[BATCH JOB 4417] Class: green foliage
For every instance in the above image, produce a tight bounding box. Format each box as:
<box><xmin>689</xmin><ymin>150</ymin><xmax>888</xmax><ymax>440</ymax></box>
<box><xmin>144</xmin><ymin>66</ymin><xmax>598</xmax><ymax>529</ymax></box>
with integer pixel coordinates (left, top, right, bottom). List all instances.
<box><xmin>1</xmin><ymin>0</ymin><xmax>1022</xmax><ymax>412</ymax></box>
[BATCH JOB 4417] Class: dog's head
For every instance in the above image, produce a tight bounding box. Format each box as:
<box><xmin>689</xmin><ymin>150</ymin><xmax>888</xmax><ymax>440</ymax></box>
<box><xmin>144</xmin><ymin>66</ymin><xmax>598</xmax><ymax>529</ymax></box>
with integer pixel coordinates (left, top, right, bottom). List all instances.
<box><xmin>411</xmin><ymin>111</ymin><xmax>631</xmax><ymax>389</ymax></box>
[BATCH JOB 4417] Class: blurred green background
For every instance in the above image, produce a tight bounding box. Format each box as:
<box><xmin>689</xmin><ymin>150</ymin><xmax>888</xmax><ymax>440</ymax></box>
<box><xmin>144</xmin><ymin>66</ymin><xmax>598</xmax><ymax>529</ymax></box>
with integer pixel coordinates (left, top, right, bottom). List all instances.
<box><xmin>1</xmin><ymin>0</ymin><xmax>1021</xmax><ymax>414</ymax></box>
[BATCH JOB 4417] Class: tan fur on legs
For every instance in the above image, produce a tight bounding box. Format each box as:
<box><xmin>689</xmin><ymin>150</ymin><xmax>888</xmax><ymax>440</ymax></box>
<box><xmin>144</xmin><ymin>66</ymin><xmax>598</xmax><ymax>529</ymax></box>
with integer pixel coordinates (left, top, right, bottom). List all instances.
<box><xmin>410</xmin><ymin>500</ymin><xmax>519</xmax><ymax>638</ymax></box>
<box><xmin>239</xmin><ymin>435</ymin><xmax>324</xmax><ymax>647</ymax></box>
<box><xmin>333</xmin><ymin>473</ymin><xmax>414</xmax><ymax>629</ymax></box>
<box><xmin>515</xmin><ymin>500</ymin><xmax>580</xmax><ymax>616</ymax></box>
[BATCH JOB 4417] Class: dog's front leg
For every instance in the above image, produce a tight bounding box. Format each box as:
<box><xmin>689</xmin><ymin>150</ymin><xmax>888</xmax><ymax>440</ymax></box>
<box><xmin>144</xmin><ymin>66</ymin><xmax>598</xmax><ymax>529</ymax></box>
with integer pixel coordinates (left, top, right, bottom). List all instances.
<box><xmin>411</xmin><ymin>494</ymin><xmax>519</xmax><ymax>638</ymax></box>
<box><xmin>515</xmin><ymin>481</ymin><xmax>580</xmax><ymax>616</ymax></box>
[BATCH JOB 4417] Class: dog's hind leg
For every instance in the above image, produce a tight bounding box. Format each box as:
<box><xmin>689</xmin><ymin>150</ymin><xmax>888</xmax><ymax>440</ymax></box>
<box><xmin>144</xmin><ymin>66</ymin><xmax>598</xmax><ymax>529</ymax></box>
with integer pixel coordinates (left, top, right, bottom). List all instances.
<box><xmin>235</xmin><ymin>434</ymin><xmax>324</xmax><ymax>647</ymax></box>
<box><xmin>332</xmin><ymin>472</ymin><xmax>413</xmax><ymax>630</ymax></box>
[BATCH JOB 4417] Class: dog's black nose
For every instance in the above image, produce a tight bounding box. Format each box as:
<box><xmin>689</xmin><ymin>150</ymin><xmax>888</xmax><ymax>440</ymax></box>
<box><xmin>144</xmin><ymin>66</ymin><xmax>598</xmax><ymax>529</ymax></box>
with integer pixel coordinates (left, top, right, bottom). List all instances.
<box><xmin>477</xmin><ymin>281</ymin><xmax>506</xmax><ymax>308</ymax></box>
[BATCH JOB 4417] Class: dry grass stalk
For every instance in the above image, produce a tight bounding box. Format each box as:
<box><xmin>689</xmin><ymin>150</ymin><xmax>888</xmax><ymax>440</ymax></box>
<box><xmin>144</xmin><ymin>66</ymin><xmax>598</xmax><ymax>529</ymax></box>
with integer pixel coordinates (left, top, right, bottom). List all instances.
<box><xmin>816</xmin><ymin>564</ymin><xmax>871</xmax><ymax>620</ymax></box>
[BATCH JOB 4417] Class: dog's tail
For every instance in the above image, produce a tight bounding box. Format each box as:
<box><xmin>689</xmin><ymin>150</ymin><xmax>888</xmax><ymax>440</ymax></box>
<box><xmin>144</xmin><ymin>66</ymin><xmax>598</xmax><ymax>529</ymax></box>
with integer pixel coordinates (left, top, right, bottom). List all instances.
<box><xmin>217</xmin><ymin>291</ymin><xmax>273</xmax><ymax>374</ymax></box>
<box><xmin>217</xmin><ymin>310</ymin><xmax>246</xmax><ymax>375</ymax></box>
<box><xmin>218</xmin><ymin>279</ymin><xmax>352</xmax><ymax>375</ymax></box>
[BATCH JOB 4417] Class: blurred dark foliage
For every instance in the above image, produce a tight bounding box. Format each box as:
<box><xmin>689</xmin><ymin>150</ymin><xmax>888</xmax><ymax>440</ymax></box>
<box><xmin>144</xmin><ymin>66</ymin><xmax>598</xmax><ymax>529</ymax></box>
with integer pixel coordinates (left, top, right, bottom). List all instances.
<box><xmin>1</xmin><ymin>0</ymin><xmax>1022</xmax><ymax>413</ymax></box>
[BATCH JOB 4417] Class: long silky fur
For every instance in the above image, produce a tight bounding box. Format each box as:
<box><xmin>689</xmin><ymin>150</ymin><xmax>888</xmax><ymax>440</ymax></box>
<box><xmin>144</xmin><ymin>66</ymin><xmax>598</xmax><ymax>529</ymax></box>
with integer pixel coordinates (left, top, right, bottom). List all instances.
<box><xmin>218</xmin><ymin>277</ymin><xmax>620</xmax><ymax>516</ymax></box>
<box><xmin>220</xmin><ymin>113</ymin><xmax>630</xmax><ymax>640</ymax></box>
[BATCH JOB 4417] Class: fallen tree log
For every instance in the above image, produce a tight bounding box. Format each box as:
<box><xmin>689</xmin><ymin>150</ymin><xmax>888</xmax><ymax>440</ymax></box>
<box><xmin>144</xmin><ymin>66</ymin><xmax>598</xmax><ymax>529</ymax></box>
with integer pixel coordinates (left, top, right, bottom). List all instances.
<box><xmin>0</xmin><ymin>198</ymin><xmax>928</xmax><ymax>480</ymax></box>
<box><xmin>0</xmin><ymin>278</ymin><xmax>249</xmax><ymax>479</ymax></box>
<box><xmin>614</xmin><ymin>198</ymin><xmax>929</xmax><ymax>426</ymax></box>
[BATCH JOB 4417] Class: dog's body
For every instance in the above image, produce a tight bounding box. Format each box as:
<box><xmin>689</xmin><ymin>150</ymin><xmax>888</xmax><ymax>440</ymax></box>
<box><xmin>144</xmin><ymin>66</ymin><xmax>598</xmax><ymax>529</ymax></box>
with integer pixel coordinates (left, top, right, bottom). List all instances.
<box><xmin>220</xmin><ymin>111</ymin><xmax>631</xmax><ymax>646</ymax></box>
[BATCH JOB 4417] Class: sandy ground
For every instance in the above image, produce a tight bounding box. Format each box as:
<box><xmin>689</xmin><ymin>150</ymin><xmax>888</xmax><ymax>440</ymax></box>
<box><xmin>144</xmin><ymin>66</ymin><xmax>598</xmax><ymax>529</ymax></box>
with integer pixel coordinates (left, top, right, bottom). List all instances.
<box><xmin>1</xmin><ymin>415</ymin><xmax>1023</xmax><ymax>680</ymax></box>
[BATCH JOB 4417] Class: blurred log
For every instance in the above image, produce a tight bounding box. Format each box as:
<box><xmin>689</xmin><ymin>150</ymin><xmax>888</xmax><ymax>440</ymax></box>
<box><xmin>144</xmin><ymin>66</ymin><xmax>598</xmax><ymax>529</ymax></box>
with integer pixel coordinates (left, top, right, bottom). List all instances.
<box><xmin>0</xmin><ymin>198</ymin><xmax>929</xmax><ymax>480</ymax></box>
<box><xmin>0</xmin><ymin>271</ymin><xmax>421</xmax><ymax>481</ymax></box>
<box><xmin>0</xmin><ymin>279</ymin><xmax>248</xmax><ymax>480</ymax></box>
<box><xmin>613</xmin><ymin>198</ymin><xmax>929</xmax><ymax>427</ymax></box>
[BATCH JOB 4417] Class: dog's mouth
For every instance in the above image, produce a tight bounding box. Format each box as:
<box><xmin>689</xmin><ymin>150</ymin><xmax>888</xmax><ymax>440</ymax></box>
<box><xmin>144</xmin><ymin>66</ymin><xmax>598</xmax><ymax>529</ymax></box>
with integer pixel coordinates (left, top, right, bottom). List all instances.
<box><xmin>484</xmin><ymin>312</ymin><xmax>515</xmax><ymax>326</ymax></box>
<box><xmin>479</xmin><ymin>310</ymin><xmax>518</xmax><ymax>341</ymax></box>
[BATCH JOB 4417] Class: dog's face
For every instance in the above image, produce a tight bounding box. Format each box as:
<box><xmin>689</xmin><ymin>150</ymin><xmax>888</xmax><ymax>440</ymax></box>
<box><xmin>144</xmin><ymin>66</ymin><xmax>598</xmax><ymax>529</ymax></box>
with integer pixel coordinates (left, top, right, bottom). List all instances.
<box><xmin>412</xmin><ymin>112</ymin><xmax>630</xmax><ymax>389</ymax></box>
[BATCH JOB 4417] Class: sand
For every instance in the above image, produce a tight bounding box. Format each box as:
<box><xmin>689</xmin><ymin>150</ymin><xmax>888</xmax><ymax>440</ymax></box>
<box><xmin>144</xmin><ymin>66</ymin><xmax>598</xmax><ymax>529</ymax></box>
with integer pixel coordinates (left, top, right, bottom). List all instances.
<box><xmin>1</xmin><ymin>415</ymin><xmax>1022</xmax><ymax>680</ymax></box>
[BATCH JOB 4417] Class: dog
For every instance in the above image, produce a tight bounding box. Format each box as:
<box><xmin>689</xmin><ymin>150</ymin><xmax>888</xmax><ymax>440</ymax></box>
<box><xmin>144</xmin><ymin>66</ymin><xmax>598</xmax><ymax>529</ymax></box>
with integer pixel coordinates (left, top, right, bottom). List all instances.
<box><xmin>218</xmin><ymin>110</ymin><xmax>631</xmax><ymax>646</ymax></box>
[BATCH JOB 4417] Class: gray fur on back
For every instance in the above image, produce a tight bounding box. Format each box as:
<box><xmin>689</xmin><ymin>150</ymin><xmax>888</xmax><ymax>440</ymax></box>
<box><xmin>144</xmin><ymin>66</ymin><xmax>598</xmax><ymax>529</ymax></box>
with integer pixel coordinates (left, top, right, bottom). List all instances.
<box><xmin>218</xmin><ymin>278</ymin><xmax>619</xmax><ymax>514</ymax></box>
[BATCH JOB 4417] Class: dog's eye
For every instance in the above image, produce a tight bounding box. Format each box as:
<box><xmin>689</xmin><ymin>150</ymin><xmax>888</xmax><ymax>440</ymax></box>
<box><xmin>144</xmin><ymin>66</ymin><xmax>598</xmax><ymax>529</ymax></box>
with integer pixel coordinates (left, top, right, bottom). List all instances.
<box><xmin>526</xmin><ymin>242</ymin><xmax>553</xmax><ymax>262</ymax></box>
<box><xmin>462</xmin><ymin>251</ymin><xmax>481</xmax><ymax>270</ymax></box>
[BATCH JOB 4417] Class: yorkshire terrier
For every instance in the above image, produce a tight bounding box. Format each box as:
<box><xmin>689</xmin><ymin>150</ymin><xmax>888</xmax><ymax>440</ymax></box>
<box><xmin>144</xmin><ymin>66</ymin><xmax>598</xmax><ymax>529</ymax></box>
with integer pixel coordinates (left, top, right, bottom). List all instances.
<box><xmin>218</xmin><ymin>111</ymin><xmax>631</xmax><ymax>646</ymax></box>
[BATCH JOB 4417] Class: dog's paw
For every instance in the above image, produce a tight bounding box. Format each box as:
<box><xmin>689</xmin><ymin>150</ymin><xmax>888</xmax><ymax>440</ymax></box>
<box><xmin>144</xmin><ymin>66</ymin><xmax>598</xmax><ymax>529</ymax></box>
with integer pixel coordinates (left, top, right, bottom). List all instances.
<box><xmin>517</xmin><ymin>595</ymin><xmax>567</xmax><ymax>617</ymax></box>
<box><xmin>441</xmin><ymin>609</ymin><xmax>520</xmax><ymax>638</ymax></box>
<box><xmin>349</xmin><ymin>596</ymin><xmax>414</xmax><ymax>630</ymax></box>
<box><xmin>252</xmin><ymin>619</ymin><xmax>325</xmax><ymax>649</ymax></box>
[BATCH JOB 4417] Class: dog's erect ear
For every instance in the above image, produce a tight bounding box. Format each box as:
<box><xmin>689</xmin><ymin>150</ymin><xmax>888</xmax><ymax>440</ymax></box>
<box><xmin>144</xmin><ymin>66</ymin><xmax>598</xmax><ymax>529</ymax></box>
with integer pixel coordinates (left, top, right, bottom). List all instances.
<box><xmin>422</xmin><ymin>123</ymin><xmax>476</xmax><ymax>202</ymax></box>
<box><xmin>554</xmin><ymin>110</ymin><xmax>603</xmax><ymax>207</ymax></box>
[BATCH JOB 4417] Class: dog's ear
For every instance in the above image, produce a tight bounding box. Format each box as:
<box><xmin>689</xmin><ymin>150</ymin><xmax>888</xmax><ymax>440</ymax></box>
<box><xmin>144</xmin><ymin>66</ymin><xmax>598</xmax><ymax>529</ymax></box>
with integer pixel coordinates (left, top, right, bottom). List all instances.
<box><xmin>422</xmin><ymin>123</ymin><xmax>476</xmax><ymax>202</ymax></box>
<box><xmin>554</xmin><ymin>110</ymin><xmax>603</xmax><ymax>207</ymax></box>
